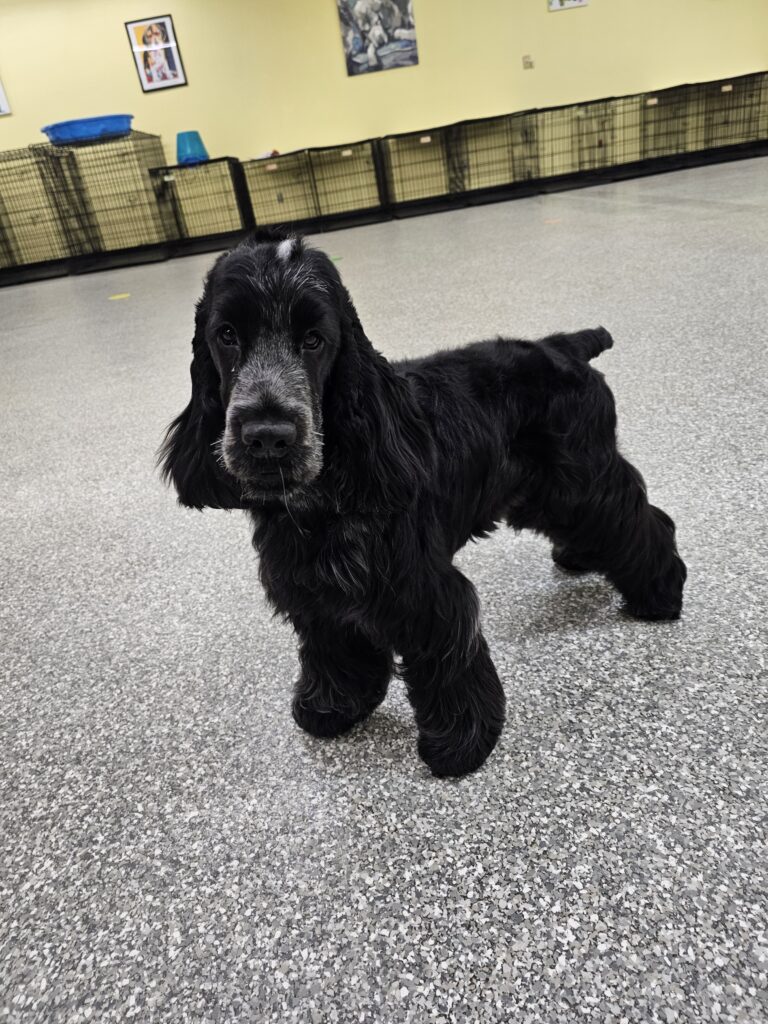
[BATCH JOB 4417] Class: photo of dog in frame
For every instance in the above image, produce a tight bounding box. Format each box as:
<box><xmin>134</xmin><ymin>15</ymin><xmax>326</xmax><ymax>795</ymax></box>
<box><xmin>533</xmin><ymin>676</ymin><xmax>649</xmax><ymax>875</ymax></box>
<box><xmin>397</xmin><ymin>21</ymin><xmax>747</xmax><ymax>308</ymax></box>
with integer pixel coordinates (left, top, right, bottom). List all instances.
<box><xmin>159</xmin><ymin>230</ymin><xmax>687</xmax><ymax>778</ymax></box>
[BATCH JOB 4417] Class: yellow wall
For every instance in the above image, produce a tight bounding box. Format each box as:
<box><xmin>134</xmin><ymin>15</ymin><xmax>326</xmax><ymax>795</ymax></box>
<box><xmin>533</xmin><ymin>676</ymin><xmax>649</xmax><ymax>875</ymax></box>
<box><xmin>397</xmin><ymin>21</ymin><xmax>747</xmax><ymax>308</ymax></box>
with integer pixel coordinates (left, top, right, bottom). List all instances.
<box><xmin>0</xmin><ymin>0</ymin><xmax>766</xmax><ymax>160</ymax></box>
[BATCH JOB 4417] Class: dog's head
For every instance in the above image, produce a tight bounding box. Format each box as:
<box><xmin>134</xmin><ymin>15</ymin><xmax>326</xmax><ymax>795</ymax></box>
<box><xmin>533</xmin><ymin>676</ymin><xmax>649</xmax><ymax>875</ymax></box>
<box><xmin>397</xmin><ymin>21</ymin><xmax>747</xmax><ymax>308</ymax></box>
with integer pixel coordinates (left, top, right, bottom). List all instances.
<box><xmin>206</xmin><ymin>233</ymin><xmax>344</xmax><ymax>502</ymax></box>
<box><xmin>160</xmin><ymin>231</ymin><xmax>361</xmax><ymax>508</ymax></box>
<box><xmin>160</xmin><ymin>229</ymin><xmax>433</xmax><ymax>513</ymax></box>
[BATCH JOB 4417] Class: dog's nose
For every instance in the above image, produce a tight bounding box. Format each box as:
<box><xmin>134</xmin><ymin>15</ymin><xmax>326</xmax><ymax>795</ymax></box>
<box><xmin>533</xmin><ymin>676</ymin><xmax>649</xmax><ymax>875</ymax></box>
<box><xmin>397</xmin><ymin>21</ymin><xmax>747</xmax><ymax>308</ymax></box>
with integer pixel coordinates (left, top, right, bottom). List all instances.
<box><xmin>241</xmin><ymin>419</ymin><xmax>297</xmax><ymax>457</ymax></box>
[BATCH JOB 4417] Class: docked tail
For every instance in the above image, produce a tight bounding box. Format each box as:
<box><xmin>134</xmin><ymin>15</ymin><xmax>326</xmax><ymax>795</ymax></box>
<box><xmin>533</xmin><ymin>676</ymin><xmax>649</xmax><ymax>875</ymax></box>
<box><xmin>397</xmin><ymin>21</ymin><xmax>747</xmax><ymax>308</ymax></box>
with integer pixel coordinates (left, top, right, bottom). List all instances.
<box><xmin>546</xmin><ymin>326</ymin><xmax>614</xmax><ymax>363</ymax></box>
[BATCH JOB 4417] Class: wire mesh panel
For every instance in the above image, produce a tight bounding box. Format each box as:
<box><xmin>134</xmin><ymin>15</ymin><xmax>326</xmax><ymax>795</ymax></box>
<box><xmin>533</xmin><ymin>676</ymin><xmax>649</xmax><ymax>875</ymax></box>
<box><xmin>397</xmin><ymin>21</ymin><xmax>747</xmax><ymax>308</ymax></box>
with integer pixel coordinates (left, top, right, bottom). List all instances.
<box><xmin>462</xmin><ymin>116</ymin><xmax>514</xmax><ymax>191</ymax></box>
<box><xmin>683</xmin><ymin>86</ymin><xmax>708</xmax><ymax>154</ymax></box>
<box><xmin>35</xmin><ymin>147</ymin><xmax>102</xmax><ymax>256</ymax></box>
<box><xmin>242</xmin><ymin>152</ymin><xmax>318</xmax><ymax>225</ymax></box>
<box><xmin>641</xmin><ymin>86</ymin><xmax>695</xmax><ymax>159</ymax></box>
<box><xmin>703</xmin><ymin>75</ymin><xmax>765</xmax><ymax>149</ymax></box>
<box><xmin>536</xmin><ymin>106</ymin><xmax>579</xmax><ymax>178</ymax></box>
<box><xmin>381</xmin><ymin>130</ymin><xmax>451</xmax><ymax>203</ymax></box>
<box><xmin>573</xmin><ymin>101</ymin><xmax>615</xmax><ymax>171</ymax></box>
<box><xmin>310</xmin><ymin>142</ymin><xmax>381</xmax><ymax>216</ymax></box>
<box><xmin>0</xmin><ymin>148</ymin><xmax>72</xmax><ymax>266</ymax></box>
<box><xmin>150</xmin><ymin>159</ymin><xmax>246</xmax><ymax>238</ymax></box>
<box><xmin>33</xmin><ymin>132</ymin><xmax>175</xmax><ymax>252</ymax></box>
<box><xmin>761</xmin><ymin>74</ymin><xmax>768</xmax><ymax>139</ymax></box>
<box><xmin>611</xmin><ymin>95</ymin><xmax>643</xmax><ymax>166</ymax></box>
<box><xmin>509</xmin><ymin>112</ymin><xmax>540</xmax><ymax>182</ymax></box>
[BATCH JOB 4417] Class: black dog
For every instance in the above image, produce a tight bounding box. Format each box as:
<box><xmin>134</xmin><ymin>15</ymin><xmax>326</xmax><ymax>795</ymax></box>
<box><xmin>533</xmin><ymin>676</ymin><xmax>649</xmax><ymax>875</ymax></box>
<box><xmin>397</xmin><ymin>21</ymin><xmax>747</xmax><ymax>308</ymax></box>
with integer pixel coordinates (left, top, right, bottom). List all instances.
<box><xmin>160</xmin><ymin>230</ymin><xmax>686</xmax><ymax>777</ymax></box>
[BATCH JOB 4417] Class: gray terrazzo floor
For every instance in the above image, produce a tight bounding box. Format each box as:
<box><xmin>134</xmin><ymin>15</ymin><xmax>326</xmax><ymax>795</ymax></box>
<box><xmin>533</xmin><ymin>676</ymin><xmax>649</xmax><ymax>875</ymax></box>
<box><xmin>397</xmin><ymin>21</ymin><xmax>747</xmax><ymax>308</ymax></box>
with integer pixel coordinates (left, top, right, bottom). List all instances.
<box><xmin>1</xmin><ymin>158</ymin><xmax>767</xmax><ymax>1023</ymax></box>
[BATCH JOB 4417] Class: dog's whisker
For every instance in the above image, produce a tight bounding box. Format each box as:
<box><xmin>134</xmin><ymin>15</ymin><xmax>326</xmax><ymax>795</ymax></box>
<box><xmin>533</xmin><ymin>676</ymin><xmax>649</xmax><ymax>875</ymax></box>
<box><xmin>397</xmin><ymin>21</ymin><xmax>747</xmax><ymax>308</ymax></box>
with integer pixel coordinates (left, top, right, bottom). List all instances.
<box><xmin>279</xmin><ymin>467</ymin><xmax>308</xmax><ymax>538</ymax></box>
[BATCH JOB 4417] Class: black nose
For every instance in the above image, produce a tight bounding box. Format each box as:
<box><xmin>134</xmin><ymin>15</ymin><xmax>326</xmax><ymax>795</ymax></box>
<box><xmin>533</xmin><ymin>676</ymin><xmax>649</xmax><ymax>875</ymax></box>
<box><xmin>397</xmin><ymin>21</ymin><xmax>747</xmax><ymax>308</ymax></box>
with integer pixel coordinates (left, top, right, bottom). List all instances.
<box><xmin>241</xmin><ymin>419</ymin><xmax>297</xmax><ymax>458</ymax></box>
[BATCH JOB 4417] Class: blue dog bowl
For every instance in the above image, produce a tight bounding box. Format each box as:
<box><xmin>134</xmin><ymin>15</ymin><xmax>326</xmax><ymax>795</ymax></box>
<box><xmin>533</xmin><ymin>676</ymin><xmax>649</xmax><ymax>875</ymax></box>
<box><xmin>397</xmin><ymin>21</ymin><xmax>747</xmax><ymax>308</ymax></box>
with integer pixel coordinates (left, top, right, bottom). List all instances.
<box><xmin>41</xmin><ymin>115</ymin><xmax>134</xmax><ymax>145</ymax></box>
<box><xmin>177</xmin><ymin>131</ymin><xmax>209</xmax><ymax>165</ymax></box>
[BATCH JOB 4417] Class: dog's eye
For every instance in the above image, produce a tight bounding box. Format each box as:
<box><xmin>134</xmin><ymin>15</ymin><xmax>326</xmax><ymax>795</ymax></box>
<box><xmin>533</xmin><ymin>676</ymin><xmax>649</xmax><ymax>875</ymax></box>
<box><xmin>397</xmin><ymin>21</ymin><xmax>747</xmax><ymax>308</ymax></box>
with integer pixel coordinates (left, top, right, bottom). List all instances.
<box><xmin>218</xmin><ymin>324</ymin><xmax>238</xmax><ymax>347</ymax></box>
<box><xmin>303</xmin><ymin>332</ymin><xmax>323</xmax><ymax>351</ymax></box>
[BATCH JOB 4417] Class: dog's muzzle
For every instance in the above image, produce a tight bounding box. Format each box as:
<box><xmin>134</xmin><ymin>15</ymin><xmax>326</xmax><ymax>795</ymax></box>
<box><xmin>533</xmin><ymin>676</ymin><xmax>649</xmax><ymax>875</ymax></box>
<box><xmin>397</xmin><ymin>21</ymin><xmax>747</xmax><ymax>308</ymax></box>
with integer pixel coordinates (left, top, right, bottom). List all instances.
<box><xmin>220</xmin><ymin>355</ymin><xmax>324</xmax><ymax>497</ymax></box>
<box><xmin>222</xmin><ymin>402</ymin><xmax>322</xmax><ymax>497</ymax></box>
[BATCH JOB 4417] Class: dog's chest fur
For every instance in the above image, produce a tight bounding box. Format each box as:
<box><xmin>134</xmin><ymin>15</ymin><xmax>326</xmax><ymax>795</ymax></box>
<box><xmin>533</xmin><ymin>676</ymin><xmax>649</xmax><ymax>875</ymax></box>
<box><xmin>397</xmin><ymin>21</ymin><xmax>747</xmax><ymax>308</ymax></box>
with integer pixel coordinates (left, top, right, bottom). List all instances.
<box><xmin>251</xmin><ymin>510</ymin><xmax>396</xmax><ymax>626</ymax></box>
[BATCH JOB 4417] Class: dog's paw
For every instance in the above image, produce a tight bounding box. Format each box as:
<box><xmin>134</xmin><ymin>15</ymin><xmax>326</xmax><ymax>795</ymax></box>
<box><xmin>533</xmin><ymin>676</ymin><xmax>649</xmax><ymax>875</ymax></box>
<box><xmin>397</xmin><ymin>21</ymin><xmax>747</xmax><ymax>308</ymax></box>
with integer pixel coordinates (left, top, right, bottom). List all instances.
<box><xmin>621</xmin><ymin>598</ymin><xmax>682</xmax><ymax>622</ymax></box>
<box><xmin>292</xmin><ymin>692</ymin><xmax>382</xmax><ymax>739</ymax></box>
<box><xmin>417</xmin><ymin>718</ymin><xmax>502</xmax><ymax>778</ymax></box>
<box><xmin>552</xmin><ymin>545</ymin><xmax>593</xmax><ymax>574</ymax></box>
<box><xmin>292</xmin><ymin>698</ymin><xmax>363</xmax><ymax>738</ymax></box>
<box><xmin>622</xmin><ymin>553</ymin><xmax>686</xmax><ymax>621</ymax></box>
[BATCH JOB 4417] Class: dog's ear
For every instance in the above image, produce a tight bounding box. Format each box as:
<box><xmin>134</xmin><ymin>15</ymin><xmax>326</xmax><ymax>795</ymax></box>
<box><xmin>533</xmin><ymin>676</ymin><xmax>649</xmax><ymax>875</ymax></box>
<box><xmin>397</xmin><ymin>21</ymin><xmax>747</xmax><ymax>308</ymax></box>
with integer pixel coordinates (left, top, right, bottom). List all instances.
<box><xmin>158</xmin><ymin>284</ymin><xmax>243</xmax><ymax>510</ymax></box>
<box><xmin>326</xmin><ymin>279</ymin><xmax>435</xmax><ymax>511</ymax></box>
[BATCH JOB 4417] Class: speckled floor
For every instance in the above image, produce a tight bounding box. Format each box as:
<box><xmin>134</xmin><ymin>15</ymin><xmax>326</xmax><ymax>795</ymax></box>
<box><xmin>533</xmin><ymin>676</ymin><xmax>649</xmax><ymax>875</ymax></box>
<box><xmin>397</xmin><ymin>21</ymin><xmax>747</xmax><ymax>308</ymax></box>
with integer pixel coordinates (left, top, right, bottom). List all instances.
<box><xmin>1</xmin><ymin>158</ymin><xmax>767</xmax><ymax>1023</ymax></box>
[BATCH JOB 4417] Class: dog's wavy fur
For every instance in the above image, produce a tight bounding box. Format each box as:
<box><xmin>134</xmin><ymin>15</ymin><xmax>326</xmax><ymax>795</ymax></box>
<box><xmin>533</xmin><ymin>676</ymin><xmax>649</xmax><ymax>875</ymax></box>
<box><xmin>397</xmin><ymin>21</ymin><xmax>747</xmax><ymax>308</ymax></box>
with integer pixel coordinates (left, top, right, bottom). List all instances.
<box><xmin>160</xmin><ymin>230</ymin><xmax>686</xmax><ymax>777</ymax></box>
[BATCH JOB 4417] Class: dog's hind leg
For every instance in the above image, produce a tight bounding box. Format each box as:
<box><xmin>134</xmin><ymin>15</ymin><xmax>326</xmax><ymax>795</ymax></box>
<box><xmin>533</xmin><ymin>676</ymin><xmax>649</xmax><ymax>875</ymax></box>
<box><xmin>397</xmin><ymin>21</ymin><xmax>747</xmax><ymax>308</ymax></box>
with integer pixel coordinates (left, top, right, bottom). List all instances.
<box><xmin>398</xmin><ymin>566</ymin><xmax>506</xmax><ymax>778</ymax></box>
<box><xmin>550</xmin><ymin>454</ymin><xmax>687</xmax><ymax>620</ymax></box>
<box><xmin>292</xmin><ymin>624</ymin><xmax>393</xmax><ymax>738</ymax></box>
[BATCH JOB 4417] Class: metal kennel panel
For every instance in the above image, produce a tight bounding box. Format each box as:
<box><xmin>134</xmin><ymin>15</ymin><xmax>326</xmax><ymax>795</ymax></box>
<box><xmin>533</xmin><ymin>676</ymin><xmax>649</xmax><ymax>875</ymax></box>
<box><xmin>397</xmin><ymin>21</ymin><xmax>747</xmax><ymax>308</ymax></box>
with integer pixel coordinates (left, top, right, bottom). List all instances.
<box><xmin>703</xmin><ymin>74</ymin><xmax>766</xmax><ymax>149</ymax></box>
<box><xmin>462</xmin><ymin>116</ymin><xmax>514</xmax><ymax>192</ymax></box>
<box><xmin>572</xmin><ymin>101</ymin><xmax>615</xmax><ymax>171</ymax></box>
<box><xmin>536</xmin><ymin>106</ymin><xmax>579</xmax><ymax>178</ymax></box>
<box><xmin>760</xmin><ymin>72</ymin><xmax>768</xmax><ymax>140</ymax></box>
<box><xmin>381</xmin><ymin>131</ymin><xmax>450</xmax><ymax>203</ymax></box>
<box><xmin>508</xmin><ymin>112</ymin><xmax>540</xmax><ymax>182</ymax></box>
<box><xmin>310</xmin><ymin>142</ymin><xmax>381</xmax><ymax>216</ymax></box>
<box><xmin>681</xmin><ymin>86</ymin><xmax>707</xmax><ymax>154</ymax></box>
<box><xmin>641</xmin><ymin>86</ymin><xmax>692</xmax><ymax>159</ymax></box>
<box><xmin>611</xmin><ymin>95</ymin><xmax>643</xmax><ymax>166</ymax></box>
<box><xmin>0</xmin><ymin>148</ymin><xmax>71</xmax><ymax>266</ymax></box>
<box><xmin>242</xmin><ymin>152</ymin><xmax>319</xmax><ymax>225</ymax></box>
<box><xmin>151</xmin><ymin>159</ymin><xmax>245</xmax><ymax>238</ymax></box>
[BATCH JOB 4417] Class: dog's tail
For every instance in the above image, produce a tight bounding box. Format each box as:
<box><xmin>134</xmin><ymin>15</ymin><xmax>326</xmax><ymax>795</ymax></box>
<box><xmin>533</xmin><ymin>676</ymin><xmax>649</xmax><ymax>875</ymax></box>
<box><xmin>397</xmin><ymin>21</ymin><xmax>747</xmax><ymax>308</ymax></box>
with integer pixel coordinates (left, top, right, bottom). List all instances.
<box><xmin>547</xmin><ymin>326</ymin><xmax>614</xmax><ymax>363</ymax></box>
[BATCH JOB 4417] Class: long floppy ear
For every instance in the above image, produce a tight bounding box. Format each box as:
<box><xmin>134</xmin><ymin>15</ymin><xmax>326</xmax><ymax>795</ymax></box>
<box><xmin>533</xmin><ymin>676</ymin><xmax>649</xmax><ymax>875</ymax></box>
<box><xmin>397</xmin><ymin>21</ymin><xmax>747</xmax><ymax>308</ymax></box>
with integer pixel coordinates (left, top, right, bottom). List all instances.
<box><xmin>158</xmin><ymin>285</ymin><xmax>243</xmax><ymax>510</ymax></box>
<box><xmin>323</xmin><ymin>279</ymin><xmax>435</xmax><ymax>512</ymax></box>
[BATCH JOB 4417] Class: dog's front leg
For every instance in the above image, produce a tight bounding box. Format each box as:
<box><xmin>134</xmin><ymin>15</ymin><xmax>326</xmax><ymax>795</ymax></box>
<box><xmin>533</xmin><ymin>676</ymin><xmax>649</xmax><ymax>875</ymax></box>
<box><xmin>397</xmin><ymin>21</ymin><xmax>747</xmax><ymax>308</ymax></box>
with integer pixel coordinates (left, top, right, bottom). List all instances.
<box><xmin>292</xmin><ymin>622</ymin><xmax>393</xmax><ymax>739</ymax></box>
<box><xmin>399</xmin><ymin>567</ymin><xmax>506</xmax><ymax>778</ymax></box>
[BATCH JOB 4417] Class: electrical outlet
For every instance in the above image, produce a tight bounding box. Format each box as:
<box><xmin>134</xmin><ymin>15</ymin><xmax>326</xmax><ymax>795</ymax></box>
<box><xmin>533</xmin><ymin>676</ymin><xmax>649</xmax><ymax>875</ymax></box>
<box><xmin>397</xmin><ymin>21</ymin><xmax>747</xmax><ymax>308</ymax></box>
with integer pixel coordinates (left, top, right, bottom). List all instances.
<box><xmin>522</xmin><ymin>54</ymin><xmax>534</xmax><ymax>70</ymax></box>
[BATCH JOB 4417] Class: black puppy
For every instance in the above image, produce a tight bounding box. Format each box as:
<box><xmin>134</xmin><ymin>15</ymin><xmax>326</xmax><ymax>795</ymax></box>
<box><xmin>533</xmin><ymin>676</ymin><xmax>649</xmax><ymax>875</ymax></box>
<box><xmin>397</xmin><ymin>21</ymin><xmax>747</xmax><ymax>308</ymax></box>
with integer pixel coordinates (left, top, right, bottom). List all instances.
<box><xmin>160</xmin><ymin>230</ymin><xmax>686</xmax><ymax>777</ymax></box>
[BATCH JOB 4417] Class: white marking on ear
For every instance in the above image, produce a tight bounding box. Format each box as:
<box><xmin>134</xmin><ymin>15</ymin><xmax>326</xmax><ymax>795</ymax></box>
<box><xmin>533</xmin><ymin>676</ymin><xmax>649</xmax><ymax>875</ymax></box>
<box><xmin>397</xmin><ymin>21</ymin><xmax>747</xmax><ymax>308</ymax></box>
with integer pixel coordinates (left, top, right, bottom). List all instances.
<box><xmin>276</xmin><ymin>238</ymin><xmax>295</xmax><ymax>263</ymax></box>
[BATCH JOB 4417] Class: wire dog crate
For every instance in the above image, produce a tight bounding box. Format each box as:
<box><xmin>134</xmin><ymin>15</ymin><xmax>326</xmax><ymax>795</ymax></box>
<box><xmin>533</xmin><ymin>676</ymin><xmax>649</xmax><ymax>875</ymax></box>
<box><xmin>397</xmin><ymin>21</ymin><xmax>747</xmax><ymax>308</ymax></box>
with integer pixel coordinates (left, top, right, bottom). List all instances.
<box><xmin>32</xmin><ymin>131</ymin><xmax>177</xmax><ymax>252</ymax></box>
<box><xmin>310</xmin><ymin>142</ymin><xmax>381</xmax><ymax>216</ymax></box>
<box><xmin>0</xmin><ymin>147</ymin><xmax>93</xmax><ymax>267</ymax></box>
<box><xmin>242</xmin><ymin>140</ymin><xmax>382</xmax><ymax>226</ymax></box>
<box><xmin>380</xmin><ymin>129</ymin><xmax>452</xmax><ymax>204</ymax></box>
<box><xmin>149</xmin><ymin>158</ymin><xmax>254</xmax><ymax>239</ymax></box>
<box><xmin>702</xmin><ymin>75</ymin><xmax>765</xmax><ymax>148</ymax></box>
<box><xmin>243</xmin><ymin>151</ymin><xmax>318</xmax><ymax>225</ymax></box>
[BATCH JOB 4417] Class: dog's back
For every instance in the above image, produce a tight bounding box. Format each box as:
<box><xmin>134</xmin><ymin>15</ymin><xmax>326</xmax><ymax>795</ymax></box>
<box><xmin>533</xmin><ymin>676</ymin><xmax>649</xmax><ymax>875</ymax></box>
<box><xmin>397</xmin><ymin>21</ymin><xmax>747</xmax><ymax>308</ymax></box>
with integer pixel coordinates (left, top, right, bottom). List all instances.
<box><xmin>393</xmin><ymin>327</ymin><xmax>618</xmax><ymax>549</ymax></box>
<box><xmin>394</xmin><ymin>325</ymin><xmax>612</xmax><ymax>384</ymax></box>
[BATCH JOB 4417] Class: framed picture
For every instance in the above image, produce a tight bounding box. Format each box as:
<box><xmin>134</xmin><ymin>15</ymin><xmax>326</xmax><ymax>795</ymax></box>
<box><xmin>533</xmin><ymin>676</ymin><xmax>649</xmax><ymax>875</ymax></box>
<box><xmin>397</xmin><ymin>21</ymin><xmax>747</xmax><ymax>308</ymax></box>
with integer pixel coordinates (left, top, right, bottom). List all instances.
<box><xmin>548</xmin><ymin>0</ymin><xmax>588</xmax><ymax>9</ymax></box>
<box><xmin>337</xmin><ymin>0</ymin><xmax>418</xmax><ymax>76</ymax></box>
<box><xmin>0</xmin><ymin>78</ymin><xmax>10</xmax><ymax>116</ymax></box>
<box><xmin>125</xmin><ymin>15</ymin><xmax>187</xmax><ymax>92</ymax></box>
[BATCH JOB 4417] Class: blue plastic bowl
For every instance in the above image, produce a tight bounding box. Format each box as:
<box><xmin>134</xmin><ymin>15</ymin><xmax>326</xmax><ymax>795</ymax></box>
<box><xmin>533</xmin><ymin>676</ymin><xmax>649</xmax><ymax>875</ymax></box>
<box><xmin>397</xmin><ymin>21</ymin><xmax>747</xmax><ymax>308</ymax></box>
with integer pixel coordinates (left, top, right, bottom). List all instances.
<box><xmin>177</xmin><ymin>131</ymin><xmax>209</xmax><ymax>165</ymax></box>
<box><xmin>41</xmin><ymin>115</ymin><xmax>134</xmax><ymax>145</ymax></box>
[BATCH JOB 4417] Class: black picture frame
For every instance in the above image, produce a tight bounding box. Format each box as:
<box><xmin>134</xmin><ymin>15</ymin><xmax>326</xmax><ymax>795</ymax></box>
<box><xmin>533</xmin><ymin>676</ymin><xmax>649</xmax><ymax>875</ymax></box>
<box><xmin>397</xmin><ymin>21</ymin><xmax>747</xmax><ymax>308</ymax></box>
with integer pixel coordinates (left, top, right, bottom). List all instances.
<box><xmin>125</xmin><ymin>14</ymin><xmax>188</xmax><ymax>93</ymax></box>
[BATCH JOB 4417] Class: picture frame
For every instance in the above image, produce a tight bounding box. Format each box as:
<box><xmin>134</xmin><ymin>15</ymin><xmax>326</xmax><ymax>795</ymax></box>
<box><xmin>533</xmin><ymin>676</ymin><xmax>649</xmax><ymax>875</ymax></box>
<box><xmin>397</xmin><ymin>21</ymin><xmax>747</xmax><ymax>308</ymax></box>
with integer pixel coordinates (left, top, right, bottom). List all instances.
<box><xmin>0</xmin><ymin>78</ymin><xmax>10</xmax><ymax>116</ymax></box>
<box><xmin>548</xmin><ymin>0</ymin><xmax>588</xmax><ymax>9</ymax></box>
<box><xmin>336</xmin><ymin>0</ymin><xmax>419</xmax><ymax>77</ymax></box>
<box><xmin>125</xmin><ymin>14</ymin><xmax>187</xmax><ymax>92</ymax></box>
